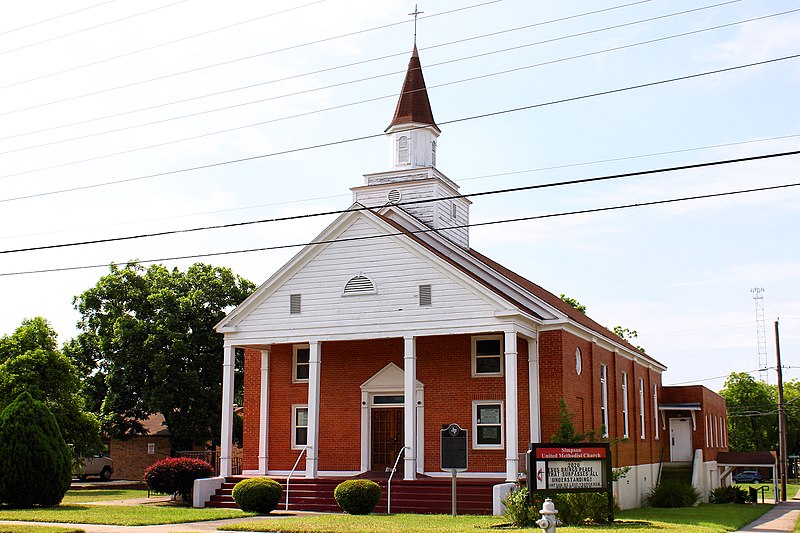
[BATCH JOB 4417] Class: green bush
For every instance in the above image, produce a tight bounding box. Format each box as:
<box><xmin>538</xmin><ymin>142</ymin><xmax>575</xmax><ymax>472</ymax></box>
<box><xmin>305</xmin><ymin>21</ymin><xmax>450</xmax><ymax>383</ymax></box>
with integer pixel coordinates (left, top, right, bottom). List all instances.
<box><xmin>232</xmin><ymin>478</ymin><xmax>283</xmax><ymax>514</ymax></box>
<box><xmin>710</xmin><ymin>485</ymin><xmax>751</xmax><ymax>504</ymax></box>
<box><xmin>501</xmin><ymin>486</ymin><xmax>539</xmax><ymax>527</ymax></box>
<box><xmin>646</xmin><ymin>480</ymin><xmax>700</xmax><ymax>508</ymax></box>
<box><xmin>0</xmin><ymin>392</ymin><xmax>72</xmax><ymax>508</ymax></box>
<box><xmin>551</xmin><ymin>492</ymin><xmax>615</xmax><ymax>525</ymax></box>
<box><xmin>333</xmin><ymin>479</ymin><xmax>381</xmax><ymax>515</ymax></box>
<box><xmin>143</xmin><ymin>457</ymin><xmax>213</xmax><ymax>500</ymax></box>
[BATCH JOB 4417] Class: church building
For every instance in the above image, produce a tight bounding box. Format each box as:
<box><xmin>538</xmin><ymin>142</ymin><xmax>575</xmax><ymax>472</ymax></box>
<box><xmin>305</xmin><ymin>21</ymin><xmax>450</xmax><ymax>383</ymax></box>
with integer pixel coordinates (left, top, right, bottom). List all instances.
<box><xmin>212</xmin><ymin>45</ymin><xmax>676</xmax><ymax>510</ymax></box>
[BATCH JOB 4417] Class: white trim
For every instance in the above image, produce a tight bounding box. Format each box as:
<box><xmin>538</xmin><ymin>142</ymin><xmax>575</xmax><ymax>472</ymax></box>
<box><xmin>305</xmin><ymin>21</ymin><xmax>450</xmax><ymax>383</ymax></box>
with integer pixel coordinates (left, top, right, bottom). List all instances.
<box><xmin>473</xmin><ymin>400</ymin><xmax>504</xmax><ymax>450</ymax></box>
<box><xmin>575</xmin><ymin>347</ymin><xmax>583</xmax><ymax>375</ymax></box>
<box><xmin>291</xmin><ymin>404</ymin><xmax>309</xmax><ymax>450</ymax></box>
<box><xmin>639</xmin><ymin>377</ymin><xmax>646</xmax><ymax>440</ymax></box>
<box><xmin>471</xmin><ymin>334</ymin><xmax>503</xmax><ymax>377</ymax></box>
<box><xmin>258</xmin><ymin>350</ymin><xmax>270</xmax><ymax>474</ymax></box>
<box><xmin>653</xmin><ymin>384</ymin><xmax>659</xmax><ymax>440</ymax></box>
<box><xmin>306</xmin><ymin>341</ymin><xmax>321</xmax><ymax>478</ymax></box>
<box><xmin>219</xmin><ymin>345</ymin><xmax>235</xmax><ymax>477</ymax></box>
<box><xmin>528</xmin><ymin>334</ymin><xmax>541</xmax><ymax>443</ymax></box>
<box><xmin>504</xmin><ymin>330</ymin><xmax>519</xmax><ymax>481</ymax></box>
<box><xmin>404</xmin><ymin>336</ymin><xmax>418</xmax><ymax>480</ymax></box>
<box><xmin>425</xmin><ymin>471</ymin><xmax>506</xmax><ymax>479</ymax></box>
<box><xmin>621</xmin><ymin>371</ymin><xmax>629</xmax><ymax>439</ymax></box>
<box><xmin>600</xmin><ymin>364</ymin><xmax>609</xmax><ymax>437</ymax></box>
<box><xmin>292</xmin><ymin>344</ymin><xmax>310</xmax><ymax>383</ymax></box>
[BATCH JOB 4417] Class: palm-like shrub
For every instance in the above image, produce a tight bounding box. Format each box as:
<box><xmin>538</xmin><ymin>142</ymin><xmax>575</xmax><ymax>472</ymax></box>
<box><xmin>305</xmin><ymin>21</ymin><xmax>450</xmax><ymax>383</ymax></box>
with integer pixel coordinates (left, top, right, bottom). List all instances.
<box><xmin>646</xmin><ymin>480</ymin><xmax>700</xmax><ymax>508</ymax></box>
<box><xmin>232</xmin><ymin>478</ymin><xmax>283</xmax><ymax>514</ymax></box>
<box><xmin>334</xmin><ymin>479</ymin><xmax>381</xmax><ymax>515</ymax></box>
<box><xmin>0</xmin><ymin>392</ymin><xmax>72</xmax><ymax>507</ymax></box>
<box><xmin>143</xmin><ymin>457</ymin><xmax>213</xmax><ymax>499</ymax></box>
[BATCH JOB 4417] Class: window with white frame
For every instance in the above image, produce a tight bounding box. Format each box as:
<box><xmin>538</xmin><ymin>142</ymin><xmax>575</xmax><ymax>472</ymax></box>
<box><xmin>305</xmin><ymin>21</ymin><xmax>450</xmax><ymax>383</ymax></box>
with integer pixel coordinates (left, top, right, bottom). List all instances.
<box><xmin>292</xmin><ymin>405</ymin><xmax>308</xmax><ymax>448</ymax></box>
<box><xmin>293</xmin><ymin>345</ymin><xmax>310</xmax><ymax>382</ymax></box>
<box><xmin>147</xmin><ymin>442</ymin><xmax>155</xmax><ymax>455</ymax></box>
<box><xmin>600</xmin><ymin>365</ymin><xmax>609</xmax><ymax>437</ymax></box>
<box><xmin>473</xmin><ymin>401</ymin><xmax>503</xmax><ymax>448</ymax></box>
<box><xmin>639</xmin><ymin>378</ymin><xmax>645</xmax><ymax>439</ymax></box>
<box><xmin>705</xmin><ymin>415</ymin><xmax>710</xmax><ymax>447</ymax></box>
<box><xmin>472</xmin><ymin>335</ymin><xmax>503</xmax><ymax>376</ymax></box>
<box><xmin>653</xmin><ymin>384</ymin><xmax>659</xmax><ymax>440</ymax></box>
<box><xmin>397</xmin><ymin>135</ymin><xmax>409</xmax><ymax>164</ymax></box>
<box><xmin>621</xmin><ymin>372</ymin><xmax>629</xmax><ymax>438</ymax></box>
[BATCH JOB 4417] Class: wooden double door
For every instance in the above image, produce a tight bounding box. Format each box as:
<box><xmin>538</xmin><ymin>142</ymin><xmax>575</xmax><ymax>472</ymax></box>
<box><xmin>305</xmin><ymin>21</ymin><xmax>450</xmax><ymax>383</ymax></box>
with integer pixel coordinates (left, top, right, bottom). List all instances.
<box><xmin>371</xmin><ymin>407</ymin><xmax>404</xmax><ymax>472</ymax></box>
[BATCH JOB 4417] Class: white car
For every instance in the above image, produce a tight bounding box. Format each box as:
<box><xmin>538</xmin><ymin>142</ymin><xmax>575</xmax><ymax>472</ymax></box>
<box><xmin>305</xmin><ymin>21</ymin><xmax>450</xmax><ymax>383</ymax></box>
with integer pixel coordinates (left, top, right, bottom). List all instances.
<box><xmin>75</xmin><ymin>454</ymin><xmax>113</xmax><ymax>481</ymax></box>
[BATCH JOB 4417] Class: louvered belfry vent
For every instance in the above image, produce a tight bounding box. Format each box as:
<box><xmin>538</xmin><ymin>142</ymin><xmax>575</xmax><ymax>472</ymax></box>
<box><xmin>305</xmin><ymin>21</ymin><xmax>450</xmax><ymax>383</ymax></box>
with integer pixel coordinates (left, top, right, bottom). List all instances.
<box><xmin>290</xmin><ymin>293</ymin><xmax>302</xmax><ymax>314</ymax></box>
<box><xmin>419</xmin><ymin>284</ymin><xmax>432</xmax><ymax>306</ymax></box>
<box><xmin>343</xmin><ymin>275</ymin><xmax>375</xmax><ymax>295</ymax></box>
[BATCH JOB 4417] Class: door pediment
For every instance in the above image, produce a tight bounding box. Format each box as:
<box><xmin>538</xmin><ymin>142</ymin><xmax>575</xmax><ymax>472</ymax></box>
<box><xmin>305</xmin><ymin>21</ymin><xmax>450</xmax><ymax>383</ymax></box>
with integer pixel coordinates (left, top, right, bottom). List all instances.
<box><xmin>360</xmin><ymin>362</ymin><xmax>423</xmax><ymax>393</ymax></box>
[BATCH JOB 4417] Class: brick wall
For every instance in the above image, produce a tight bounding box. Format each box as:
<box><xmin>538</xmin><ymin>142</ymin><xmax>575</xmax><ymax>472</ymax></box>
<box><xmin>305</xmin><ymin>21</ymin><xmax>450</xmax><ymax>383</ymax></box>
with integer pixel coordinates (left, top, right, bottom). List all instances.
<box><xmin>662</xmin><ymin>385</ymin><xmax>728</xmax><ymax>461</ymax></box>
<box><xmin>109</xmin><ymin>436</ymin><xmax>170</xmax><ymax>481</ymax></box>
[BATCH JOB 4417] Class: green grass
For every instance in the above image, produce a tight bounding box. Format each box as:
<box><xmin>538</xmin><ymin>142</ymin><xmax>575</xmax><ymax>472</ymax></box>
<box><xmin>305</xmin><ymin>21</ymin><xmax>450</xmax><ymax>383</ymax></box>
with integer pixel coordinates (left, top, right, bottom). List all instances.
<box><xmin>0</xmin><ymin>504</ymin><xmax>254</xmax><ymax>526</ymax></box>
<box><xmin>0</xmin><ymin>527</ymin><xmax>85</xmax><ymax>533</ymax></box>
<box><xmin>225</xmin><ymin>503</ymin><xmax>772</xmax><ymax>533</ymax></box>
<box><xmin>61</xmin><ymin>489</ymin><xmax>149</xmax><ymax>503</ymax></box>
<box><xmin>734</xmin><ymin>483</ymin><xmax>799</xmax><ymax>501</ymax></box>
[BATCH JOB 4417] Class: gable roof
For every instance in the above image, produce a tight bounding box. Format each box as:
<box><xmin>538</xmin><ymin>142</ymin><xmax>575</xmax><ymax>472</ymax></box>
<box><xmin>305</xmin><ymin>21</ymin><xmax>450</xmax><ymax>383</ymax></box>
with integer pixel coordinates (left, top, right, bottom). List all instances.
<box><xmin>386</xmin><ymin>45</ymin><xmax>439</xmax><ymax>132</ymax></box>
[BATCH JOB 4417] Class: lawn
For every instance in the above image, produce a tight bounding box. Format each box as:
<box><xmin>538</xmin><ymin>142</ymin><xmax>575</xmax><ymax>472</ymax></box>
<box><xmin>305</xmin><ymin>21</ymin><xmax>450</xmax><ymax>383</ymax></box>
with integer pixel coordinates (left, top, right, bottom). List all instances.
<box><xmin>734</xmin><ymin>483</ymin><xmax>800</xmax><ymax>502</ymax></box>
<box><xmin>225</xmin><ymin>503</ymin><xmax>772</xmax><ymax>533</ymax></box>
<box><xmin>61</xmin><ymin>489</ymin><xmax>149</xmax><ymax>503</ymax></box>
<box><xmin>0</xmin><ymin>526</ymin><xmax>84</xmax><ymax>533</ymax></box>
<box><xmin>0</xmin><ymin>504</ymin><xmax>254</xmax><ymax>526</ymax></box>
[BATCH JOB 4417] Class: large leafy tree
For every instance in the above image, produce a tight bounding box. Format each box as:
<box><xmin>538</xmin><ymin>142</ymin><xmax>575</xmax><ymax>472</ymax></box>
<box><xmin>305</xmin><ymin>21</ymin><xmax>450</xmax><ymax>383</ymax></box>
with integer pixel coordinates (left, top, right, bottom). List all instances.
<box><xmin>0</xmin><ymin>317</ymin><xmax>101</xmax><ymax>458</ymax></box>
<box><xmin>720</xmin><ymin>372</ymin><xmax>778</xmax><ymax>452</ymax></box>
<box><xmin>71</xmin><ymin>262</ymin><xmax>255</xmax><ymax>452</ymax></box>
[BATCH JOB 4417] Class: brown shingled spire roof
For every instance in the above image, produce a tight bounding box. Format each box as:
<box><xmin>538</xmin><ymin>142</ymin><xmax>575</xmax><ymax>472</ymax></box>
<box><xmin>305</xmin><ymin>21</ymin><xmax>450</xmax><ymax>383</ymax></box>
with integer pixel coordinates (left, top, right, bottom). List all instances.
<box><xmin>386</xmin><ymin>45</ymin><xmax>440</xmax><ymax>132</ymax></box>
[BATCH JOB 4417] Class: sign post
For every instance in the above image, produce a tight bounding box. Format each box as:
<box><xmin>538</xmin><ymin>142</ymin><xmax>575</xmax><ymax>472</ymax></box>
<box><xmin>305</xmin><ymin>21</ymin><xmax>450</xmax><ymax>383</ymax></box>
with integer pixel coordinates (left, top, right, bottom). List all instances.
<box><xmin>527</xmin><ymin>442</ymin><xmax>614</xmax><ymax>522</ymax></box>
<box><xmin>441</xmin><ymin>423</ymin><xmax>467</xmax><ymax>517</ymax></box>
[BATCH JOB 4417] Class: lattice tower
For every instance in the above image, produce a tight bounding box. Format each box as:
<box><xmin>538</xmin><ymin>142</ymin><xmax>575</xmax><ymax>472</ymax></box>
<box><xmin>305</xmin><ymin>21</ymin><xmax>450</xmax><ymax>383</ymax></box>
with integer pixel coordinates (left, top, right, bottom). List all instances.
<box><xmin>751</xmin><ymin>287</ymin><xmax>768</xmax><ymax>383</ymax></box>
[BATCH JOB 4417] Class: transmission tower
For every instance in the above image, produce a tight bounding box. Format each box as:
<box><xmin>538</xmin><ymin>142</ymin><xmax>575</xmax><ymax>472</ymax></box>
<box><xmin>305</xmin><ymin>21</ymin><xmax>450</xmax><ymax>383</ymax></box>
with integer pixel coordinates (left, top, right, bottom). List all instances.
<box><xmin>751</xmin><ymin>287</ymin><xmax>768</xmax><ymax>383</ymax></box>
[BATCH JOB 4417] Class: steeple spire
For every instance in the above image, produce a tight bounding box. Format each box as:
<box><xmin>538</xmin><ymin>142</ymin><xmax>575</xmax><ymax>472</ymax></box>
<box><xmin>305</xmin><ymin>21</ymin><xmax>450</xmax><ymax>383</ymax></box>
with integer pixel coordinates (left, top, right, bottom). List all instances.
<box><xmin>386</xmin><ymin>44</ymin><xmax>439</xmax><ymax>133</ymax></box>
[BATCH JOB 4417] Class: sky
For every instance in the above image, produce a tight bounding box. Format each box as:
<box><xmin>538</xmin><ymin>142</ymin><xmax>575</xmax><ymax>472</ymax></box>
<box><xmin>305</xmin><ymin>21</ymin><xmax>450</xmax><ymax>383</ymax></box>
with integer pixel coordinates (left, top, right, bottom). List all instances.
<box><xmin>0</xmin><ymin>0</ymin><xmax>798</xmax><ymax>392</ymax></box>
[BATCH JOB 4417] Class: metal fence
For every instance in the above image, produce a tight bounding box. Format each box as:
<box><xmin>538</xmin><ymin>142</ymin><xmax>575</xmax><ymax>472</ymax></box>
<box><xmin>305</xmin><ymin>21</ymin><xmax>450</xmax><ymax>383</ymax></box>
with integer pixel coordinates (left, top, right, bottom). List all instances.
<box><xmin>176</xmin><ymin>450</ymin><xmax>241</xmax><ymax>476</ymax></box>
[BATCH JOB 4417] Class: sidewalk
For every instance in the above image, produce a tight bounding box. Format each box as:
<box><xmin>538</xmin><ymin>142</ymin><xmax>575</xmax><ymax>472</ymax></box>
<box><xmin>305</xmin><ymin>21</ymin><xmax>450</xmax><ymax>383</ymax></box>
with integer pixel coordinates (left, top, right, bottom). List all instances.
<box><xmin>736</xmin><ymin>499</ymin><xmax>800</xmax><ymax>532</ymax></box>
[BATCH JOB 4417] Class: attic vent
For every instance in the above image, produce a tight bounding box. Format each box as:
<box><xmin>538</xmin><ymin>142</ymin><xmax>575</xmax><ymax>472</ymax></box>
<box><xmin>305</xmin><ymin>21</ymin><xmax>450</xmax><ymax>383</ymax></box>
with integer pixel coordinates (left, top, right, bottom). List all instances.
<box><xmin>289</xmin><ymin>293</ymin><xmax>301</xmax><ymax>314</ymax></box>
<box><xmin>387</xmin><ymin>189</ymin><xmax>402</xmax><ymax>204</ymax></box>
<box><xmin>419</xmin><ymin>284</ymin><xmax>432</xmax><ymax>306</ymax></box>
<box><xmin>343</xmin><ymin>275</ymin><xmax>375</xmax><ymax>295</ymax></box>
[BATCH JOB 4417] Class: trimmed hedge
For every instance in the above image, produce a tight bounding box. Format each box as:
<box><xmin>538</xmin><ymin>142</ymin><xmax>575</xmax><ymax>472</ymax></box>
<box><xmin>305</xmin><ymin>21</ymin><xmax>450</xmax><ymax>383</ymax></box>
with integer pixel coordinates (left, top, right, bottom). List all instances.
<box><xmin>143</xmin><ymin>457</ymin><xmax>213</xmax><ymax>499</ymax></box>
<box><xmin>334</xmin><ymin>479</ymin><xmax>381</xmax><ymax>515</ymax></box>
<box><xmin>232</xmin><ymin>478</ymin><xmax>283</xmax><ymax>514</ymax></box>
<box><xmin>0</xmin><ymin>392</ymin><xmax>72</xmax><ymax>508</ymax></box>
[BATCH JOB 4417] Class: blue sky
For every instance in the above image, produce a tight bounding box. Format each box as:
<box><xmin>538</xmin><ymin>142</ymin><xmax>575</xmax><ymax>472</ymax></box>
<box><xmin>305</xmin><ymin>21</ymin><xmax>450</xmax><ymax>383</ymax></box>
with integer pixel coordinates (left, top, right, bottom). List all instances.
<box><xmin>0</xmin><ymin>0</ymin><xmax>798</xmax><ymax>391</ymax></box>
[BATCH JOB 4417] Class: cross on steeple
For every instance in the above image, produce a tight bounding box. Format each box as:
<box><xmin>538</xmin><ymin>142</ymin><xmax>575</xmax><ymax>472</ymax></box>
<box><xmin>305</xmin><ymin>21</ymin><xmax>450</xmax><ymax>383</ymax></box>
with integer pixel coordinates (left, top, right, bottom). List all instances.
<box><xmin>409</xmin><ymin>4</ymin><xmax>423</xmax><ymax>46</ymax></box>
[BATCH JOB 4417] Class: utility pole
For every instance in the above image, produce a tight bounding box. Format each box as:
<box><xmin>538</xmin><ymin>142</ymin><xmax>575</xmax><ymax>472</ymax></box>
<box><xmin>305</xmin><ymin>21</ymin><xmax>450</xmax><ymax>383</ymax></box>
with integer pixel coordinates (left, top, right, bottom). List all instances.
<box><xmin>775</xmin><ymin>319</ymin><xmax>788</xmax><ymax>502</ymax></box>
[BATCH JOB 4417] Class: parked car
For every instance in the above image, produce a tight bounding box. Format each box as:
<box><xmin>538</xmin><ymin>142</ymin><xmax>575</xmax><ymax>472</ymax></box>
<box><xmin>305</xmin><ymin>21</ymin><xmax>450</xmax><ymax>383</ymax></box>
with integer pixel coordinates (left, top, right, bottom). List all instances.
<box><xmin>733</xmin><ymin>470</ymin><xmax>763</xmax><ymax>484</ymax></box>
<box><xmin>75</xmin><ymin>454</ymin><xmax>113</xmax><ymax>481</ymax></box>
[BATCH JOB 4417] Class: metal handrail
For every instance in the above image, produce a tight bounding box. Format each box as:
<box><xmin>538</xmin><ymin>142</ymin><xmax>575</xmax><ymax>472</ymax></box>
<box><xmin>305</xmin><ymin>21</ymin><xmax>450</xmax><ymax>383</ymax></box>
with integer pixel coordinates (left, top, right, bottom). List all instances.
<box><xmin>285</xmin><ymin>446</ymin><xmax>310</xmax><ymax>511</ymax></box>
<box><xmin>387</xmin><ymin>446</ymin><xmax>408</xmax><ymax>515</ymax></box>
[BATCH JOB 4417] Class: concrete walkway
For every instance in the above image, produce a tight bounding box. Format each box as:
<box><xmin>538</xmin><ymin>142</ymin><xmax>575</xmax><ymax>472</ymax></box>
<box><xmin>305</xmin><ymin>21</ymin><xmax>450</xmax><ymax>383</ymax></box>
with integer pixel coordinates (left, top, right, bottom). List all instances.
<box><xmin>736</xmin><ymin>499</ymin><xmax>800</xmax><ymax>532</ymax></box>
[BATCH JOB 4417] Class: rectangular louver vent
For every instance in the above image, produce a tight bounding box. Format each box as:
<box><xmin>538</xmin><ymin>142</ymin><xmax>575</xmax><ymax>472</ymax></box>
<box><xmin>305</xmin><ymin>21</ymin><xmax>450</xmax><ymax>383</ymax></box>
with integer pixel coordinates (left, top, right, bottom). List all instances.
<box><xmin>419</xmin><ymin>284</ymin><xmax>432</xmax><ymax>306</ymax></box>
<box><xmin>290</xmin><ymin>293</ymin><xmax>301</xmax><ymax>314</ymax></box>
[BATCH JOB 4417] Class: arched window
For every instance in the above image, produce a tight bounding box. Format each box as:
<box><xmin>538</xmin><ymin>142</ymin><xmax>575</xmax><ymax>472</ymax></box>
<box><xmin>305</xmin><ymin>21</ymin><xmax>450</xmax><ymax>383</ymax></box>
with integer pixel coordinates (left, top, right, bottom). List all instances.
<box><xmin>397</xmin><ymin>135</ymin><xmax>409</xmax><ymax>164</ymax></box>
<box><xmin>431</xmin><ymin>140</ymin><xmax>437</xmax><ymax>166</ymax></box>
<box><xmin>343</xmin><ymin>275</ymin><xmax>376</xmax><ymax>295</ymax></box>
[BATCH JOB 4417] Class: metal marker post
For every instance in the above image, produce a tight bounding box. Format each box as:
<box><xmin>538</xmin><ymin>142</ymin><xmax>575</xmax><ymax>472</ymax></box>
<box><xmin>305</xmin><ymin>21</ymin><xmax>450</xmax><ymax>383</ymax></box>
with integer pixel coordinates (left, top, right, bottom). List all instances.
<box><xmin>451</xmin><ymin>470</ymin><xmax>457</xmax><ymax>517</ymax></box>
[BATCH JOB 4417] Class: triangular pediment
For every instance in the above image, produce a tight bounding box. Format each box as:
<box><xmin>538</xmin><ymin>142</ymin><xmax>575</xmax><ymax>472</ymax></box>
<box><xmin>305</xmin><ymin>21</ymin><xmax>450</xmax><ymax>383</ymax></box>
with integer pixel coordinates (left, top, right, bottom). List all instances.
<box><xmin>360</xmin><ymin>362</ymin><xmax>423</xmax><ymax>392</ymax></box>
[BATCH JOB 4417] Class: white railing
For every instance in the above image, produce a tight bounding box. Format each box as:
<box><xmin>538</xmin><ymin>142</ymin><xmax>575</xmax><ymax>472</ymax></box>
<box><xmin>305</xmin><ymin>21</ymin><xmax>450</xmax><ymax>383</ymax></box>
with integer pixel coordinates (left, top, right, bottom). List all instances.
<box><xmin>387</xmin><ymin>446</ymin><xmax>408</xmax><ymax>515</ymax></box>
<box><xmin>285</xmin><ymin>446</ymin><xmax>310</xmax><ymax>511</ymax></box>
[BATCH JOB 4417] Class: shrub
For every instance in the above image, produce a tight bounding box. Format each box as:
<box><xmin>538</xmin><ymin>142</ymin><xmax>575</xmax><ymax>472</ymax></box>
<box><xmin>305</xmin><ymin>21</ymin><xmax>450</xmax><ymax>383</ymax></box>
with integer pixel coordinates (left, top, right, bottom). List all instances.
<box><xmin>710</xmin><ymin>485</ymin><xmax>751</xmax><ymax>504</ymax></box>
<box><xmin>501</xmin><ymin>486</ymin><xmax>539</xmax><ymax>527</ymax></box>
<box><xmin>232</xmin><ymin>478</ymin><xmax>283</xmax><ymax>514</ymax></box>
<box><xmin>646</xmin><ymin>480</ymin><xmax>700</xmax><ymax>508</ymax></box>
<box><xmin>143</xmin><ymin>457</ymin><xmax>213</xmax><ymax>500</ymax></box>
<box><xmin>334</xmin><ymin>479</ymin><xmax>381</xmax><ymax>515</ymax></box>
<box><xmin>551</xmin><ymin>492</ymin><xmax>615</xmax><ymax>525</ymax></box>
<box><xmin>0</xmin><ymin>392</ymin><xmax>72</xmax><ymax>508</ymax></box>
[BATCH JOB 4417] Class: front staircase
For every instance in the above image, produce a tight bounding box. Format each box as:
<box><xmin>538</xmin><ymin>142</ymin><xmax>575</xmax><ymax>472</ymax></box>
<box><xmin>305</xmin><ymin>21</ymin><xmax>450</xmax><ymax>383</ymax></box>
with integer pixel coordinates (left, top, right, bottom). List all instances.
<box><xmin>206</xmin><ymin>476</ymin><xmax>502</xmax><ymax>514</ymax></box>
<box><xmin>660</xmin><ymin>462</ymin><xmax>693</xmax><ymax>485</ymax></box>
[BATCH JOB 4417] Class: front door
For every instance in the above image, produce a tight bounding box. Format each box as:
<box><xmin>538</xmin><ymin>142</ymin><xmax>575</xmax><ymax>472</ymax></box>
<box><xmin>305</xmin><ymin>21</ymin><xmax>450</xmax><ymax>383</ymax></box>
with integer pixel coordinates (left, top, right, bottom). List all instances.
<box><xmin>371</xmin><ymin>408</ymin><xmax>404</xmax><ymax>471</ymax></box>
<box><xmin>670</xmin><ymin>418</ymin><xmax>693</xmax><ymax>462</ymax></box>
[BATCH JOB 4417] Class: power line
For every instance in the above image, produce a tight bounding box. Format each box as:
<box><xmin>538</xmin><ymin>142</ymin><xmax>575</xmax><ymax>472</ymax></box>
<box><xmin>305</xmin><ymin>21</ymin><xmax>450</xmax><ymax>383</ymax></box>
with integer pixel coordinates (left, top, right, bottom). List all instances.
<box><xmin>2</xmin><ymin>180</ymin><xmax>798</xmax><ymax>277</ymax></box>
<box><xmin>0</xmin><ymin>0</ymin><xmax>121</xmax><ymax>37</ymax></box>
<box><xmin>0</xmin><ymin>0</ymin><xmax>756</xmax><ymax>157</ymax></box>
<box><xmin>0</xmin><ymin>0</ymin><xmax>191</xmax><ymax>56</ymax></box>
<box><xmin>0</xmin><ymin>0</ymin><xmax>499</xmax><ymax>93</ymax></box>
<box><xmin>2</xmin><ymin>51</ymin><xmax>798</xmax><ymax>199</ymax></box>
<box><xmin>3</xmin><ymin>131</ymin><xmax>796</xmax><ymax>243</ymax></box>
<box><xmin>2</xmin><ymin>149</ymin><xmax>798</xmax><ymax>255</ymax></box>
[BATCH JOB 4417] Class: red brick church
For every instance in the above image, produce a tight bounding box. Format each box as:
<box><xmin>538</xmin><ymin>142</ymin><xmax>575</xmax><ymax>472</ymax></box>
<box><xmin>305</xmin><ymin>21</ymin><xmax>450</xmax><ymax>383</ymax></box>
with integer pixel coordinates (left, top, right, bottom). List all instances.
<box><xmin>207</xmin><ymin>45</ymin><xmax>727</xmax><ymax>511</ymax></box>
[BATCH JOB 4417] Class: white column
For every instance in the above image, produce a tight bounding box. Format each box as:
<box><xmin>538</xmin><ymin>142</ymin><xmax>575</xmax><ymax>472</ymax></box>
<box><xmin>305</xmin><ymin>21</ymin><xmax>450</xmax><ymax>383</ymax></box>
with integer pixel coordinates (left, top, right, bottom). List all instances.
<box><xmin>258</xmin><ymin>349</ymin><xmax>270</xmax><ymax>474</ymax></box>
<box><xmin>403</xmin><ymin>336</ymin><xmax>417</xmax><ymax>480</ymax></box>
<box><xmin>219</xmin><ymin>345</ymin><xmax>236</xmax><ymax>478</ymax></box>
<box><xmin>528</xmin><ymin>335</ymin><xmax>541</xmax><ymax>443</ymax></box>
<box><xmin>504</xmin><ymin>330</ymin><xmax>519</xmax><ymax>482</ymax></box>
<box><xmin>306</xmin><ymin>341</ymin><xmax>321</xmax><ymax>478</ymax></box>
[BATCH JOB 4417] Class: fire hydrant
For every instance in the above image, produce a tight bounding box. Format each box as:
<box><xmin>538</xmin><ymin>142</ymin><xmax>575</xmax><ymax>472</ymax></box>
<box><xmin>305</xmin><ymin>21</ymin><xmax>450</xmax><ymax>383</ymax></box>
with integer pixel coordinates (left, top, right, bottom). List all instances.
<box><xmin>535</xmin><ymin>498</ymin><xmax>561</xmax><ymax>533</ymax></box>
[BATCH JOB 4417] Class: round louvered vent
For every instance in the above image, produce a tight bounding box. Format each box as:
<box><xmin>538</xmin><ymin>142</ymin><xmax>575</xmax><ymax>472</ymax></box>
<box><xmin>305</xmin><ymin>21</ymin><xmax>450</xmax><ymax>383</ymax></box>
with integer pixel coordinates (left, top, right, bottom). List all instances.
<box><xmin>387</xmin><ymin>189</ymin><xmax>402</xmax><ymax>204</ymax></box>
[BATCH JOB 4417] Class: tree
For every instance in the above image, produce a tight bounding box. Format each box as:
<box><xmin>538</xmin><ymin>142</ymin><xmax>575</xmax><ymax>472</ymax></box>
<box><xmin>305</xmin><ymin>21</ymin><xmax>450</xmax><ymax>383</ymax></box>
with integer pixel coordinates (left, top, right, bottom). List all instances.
<box><xmin>0</xmin><ymin>392</ymin><xmax>73</xmax><ymax>507</ymax></box>
<box><xmin>0</xmin><ymin>317</ymin><xmax>101</xmax><ymax>458</ymax></box>
<box><xmin>71</xmin><ymin>262</ymin><xmax>255</xmax><ymax>452</ymax></box>
<box><xmin>613</xmin><ymin>326</ymin><xmax>646</xmax><ymax>353</ymax></box>
<box><xmin>720</xmin><ymin>372</ymin><xmax>777</xmax><ymax>452</ymax></box>
<box><xmin>559</xmin><ymin>294</ymin><xmax>586</xmax><ymax>314</ymax></box>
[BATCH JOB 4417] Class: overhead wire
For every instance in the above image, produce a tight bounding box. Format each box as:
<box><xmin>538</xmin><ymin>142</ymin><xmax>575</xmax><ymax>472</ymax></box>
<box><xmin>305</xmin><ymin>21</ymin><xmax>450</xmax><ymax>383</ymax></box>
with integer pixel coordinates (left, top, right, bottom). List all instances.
<box><xmin>0</xmin><ymin>0</ymin><xmax>758</xmax><ymax>157</ymax></box>
<box><xmin>2</xmin><ymin>149</ymin><xmax>799</xmax><ymax>254</ymax></box>
<box><xmin>2</xmin><ymin>179</ymin><xmax>798</xmax><ymax>277</ymax></box>
<box><xmin>0</xmin><ymin>0</ymin><xmax>121</xmax><ymax>37</ymax></box>
<box><xmin>2</xmin><ymin>51</ymin><xmax>798</xmax><ymax>200</ymax></box>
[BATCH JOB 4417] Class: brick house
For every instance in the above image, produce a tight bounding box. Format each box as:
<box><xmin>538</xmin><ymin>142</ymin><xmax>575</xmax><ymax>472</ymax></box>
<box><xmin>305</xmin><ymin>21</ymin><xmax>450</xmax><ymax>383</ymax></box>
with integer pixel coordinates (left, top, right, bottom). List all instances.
<box><xmin>211</xmin><ymin>46</ymin><xmax>676</xmax><ymax>510</ymax></box>
<box><xmin>109</xmin><ymin>414</ymin><xmax>171</xmax><ymax>481</ymax></box>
